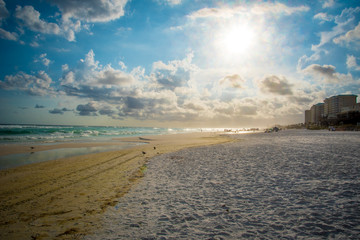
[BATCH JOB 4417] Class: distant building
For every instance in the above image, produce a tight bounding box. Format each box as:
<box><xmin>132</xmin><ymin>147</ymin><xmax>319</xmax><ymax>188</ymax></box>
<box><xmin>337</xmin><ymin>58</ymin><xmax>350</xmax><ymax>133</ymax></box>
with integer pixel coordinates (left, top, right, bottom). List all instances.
<box><xmin>304</xmin><ymin>94</ymin><xmax>359</xmax><ymax>126</ymax></box>
<box><xmin>310</xmin><ymin>103</ymin><xmax>324</xmax><ymax>124</ymax></box>
<box><xmin>305</xmin><ymin>110</ymin><xmax>311</xmax><ymax>125</ymax></box>
<box><xmin>324</xmin><ymin>94</ymin><xmax>357</xmax><ymax>119</ymax></box>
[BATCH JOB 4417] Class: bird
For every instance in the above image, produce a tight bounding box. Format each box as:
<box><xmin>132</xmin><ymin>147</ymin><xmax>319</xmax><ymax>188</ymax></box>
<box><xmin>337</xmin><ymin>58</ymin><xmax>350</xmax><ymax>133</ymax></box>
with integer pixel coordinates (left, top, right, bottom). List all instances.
<box><xmin>142</xmin><ymin>151</ymin><xmax>146</xmax><ymax>155</ymax></box>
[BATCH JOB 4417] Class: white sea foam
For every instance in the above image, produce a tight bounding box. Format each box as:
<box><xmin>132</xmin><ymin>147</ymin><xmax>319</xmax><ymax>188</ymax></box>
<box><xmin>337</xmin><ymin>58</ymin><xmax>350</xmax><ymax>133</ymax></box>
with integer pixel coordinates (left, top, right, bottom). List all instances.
<box><xmin>0</xmin><ymin>124</ymin><xmax>204</xmax><ymax>144</ymax></box>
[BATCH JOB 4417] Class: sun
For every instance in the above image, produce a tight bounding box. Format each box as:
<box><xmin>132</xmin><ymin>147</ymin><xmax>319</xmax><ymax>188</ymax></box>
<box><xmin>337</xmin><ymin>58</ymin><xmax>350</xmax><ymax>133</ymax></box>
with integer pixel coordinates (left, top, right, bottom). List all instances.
<box><xmin>217</xmin><ymin>24</ymin><xmax>255</xmax><ymax>55</ymax></box>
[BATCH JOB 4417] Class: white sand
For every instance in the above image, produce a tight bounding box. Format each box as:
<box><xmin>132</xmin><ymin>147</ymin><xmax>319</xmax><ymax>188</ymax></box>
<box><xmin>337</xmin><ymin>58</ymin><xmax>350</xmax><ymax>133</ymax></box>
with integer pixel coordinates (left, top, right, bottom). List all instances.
<box><xmin>90</xmin><ymin>130</ymin><xmax>360</xmax><ymax>239</ymax></box>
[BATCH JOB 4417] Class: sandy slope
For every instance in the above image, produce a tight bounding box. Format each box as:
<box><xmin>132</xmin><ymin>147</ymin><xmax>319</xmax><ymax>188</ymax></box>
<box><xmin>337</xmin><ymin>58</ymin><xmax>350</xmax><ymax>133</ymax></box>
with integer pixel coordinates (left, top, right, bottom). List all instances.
<box><xmin>0</xmin><ymin>132</ymin><xmax>232</xmax><ymax>240</ymax></box>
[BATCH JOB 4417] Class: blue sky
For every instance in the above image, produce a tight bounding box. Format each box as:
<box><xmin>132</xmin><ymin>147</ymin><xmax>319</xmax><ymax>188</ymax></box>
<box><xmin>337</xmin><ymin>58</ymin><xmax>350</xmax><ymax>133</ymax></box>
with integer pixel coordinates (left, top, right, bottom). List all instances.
<box><xmin>0</xmin><ymin>0</ymin><xmax>359</xmax><ymax>128</ymax></box>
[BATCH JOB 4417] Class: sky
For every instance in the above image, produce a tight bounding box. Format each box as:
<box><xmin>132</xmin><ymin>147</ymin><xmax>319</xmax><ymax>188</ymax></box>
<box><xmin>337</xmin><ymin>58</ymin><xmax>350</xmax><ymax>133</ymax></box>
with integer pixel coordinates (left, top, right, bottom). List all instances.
<box><xmin>0</xmin><ymin>0</ymin><xmax>359</xmax><ymax>128</ymax></box>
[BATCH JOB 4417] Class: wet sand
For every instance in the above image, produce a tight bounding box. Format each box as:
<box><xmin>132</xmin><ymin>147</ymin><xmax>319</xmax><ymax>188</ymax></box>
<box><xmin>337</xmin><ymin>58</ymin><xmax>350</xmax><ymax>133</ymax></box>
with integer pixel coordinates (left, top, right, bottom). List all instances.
<box><xmin>0</xmin><ymin>132</ymin><xmax>233</xmax><ymax>240</ymax></box>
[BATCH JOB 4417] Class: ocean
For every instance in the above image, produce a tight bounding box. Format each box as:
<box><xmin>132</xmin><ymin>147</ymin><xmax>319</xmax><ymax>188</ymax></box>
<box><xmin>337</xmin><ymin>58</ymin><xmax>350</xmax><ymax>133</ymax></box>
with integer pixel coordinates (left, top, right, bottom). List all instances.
<box><xmin>0</xmin><ymin>124</ymin><xmax>218</xmax><ymax>170</ymax></box>
<box><xmin>0</xmin><ymin>124</ymin><xmax>206</xmax><ymax>144</ymax></box>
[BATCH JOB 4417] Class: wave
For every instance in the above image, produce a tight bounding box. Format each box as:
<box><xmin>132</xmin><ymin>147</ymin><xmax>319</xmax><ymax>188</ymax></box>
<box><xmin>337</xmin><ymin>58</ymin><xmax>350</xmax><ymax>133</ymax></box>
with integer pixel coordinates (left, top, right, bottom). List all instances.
<box><xmin>0</xmin><ymin>124</ymin><xmax>201</xmax><ymax>143</ymax></box>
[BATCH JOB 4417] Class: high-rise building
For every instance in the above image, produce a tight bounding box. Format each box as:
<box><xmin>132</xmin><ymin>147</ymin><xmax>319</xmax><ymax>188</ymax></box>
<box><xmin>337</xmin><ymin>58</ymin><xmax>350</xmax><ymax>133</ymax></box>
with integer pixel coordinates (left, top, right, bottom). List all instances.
<box><xmin>310</xmin><ymin>103</ymin><xmax>324</xmax><ymax>124</ymax></box>
<box><xmin>305</xmin><ymin>110</ymin><xmax>311</xmax><ymax>125</ymax></box>
<box><xmin>324</xmin><ymin>95</ymin><xmax>357</xmax><ymax>119</ymax></box>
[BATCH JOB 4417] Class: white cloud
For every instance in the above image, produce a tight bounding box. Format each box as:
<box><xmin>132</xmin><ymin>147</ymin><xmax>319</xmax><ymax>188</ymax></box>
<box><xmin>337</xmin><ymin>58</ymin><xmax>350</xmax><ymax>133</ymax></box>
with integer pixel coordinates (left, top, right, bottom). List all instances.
<box><xmin>118</xmin><ymin>61</ymin><xmax>127</xmax><ymax>70</ymax></box>
<box><xmin>313</xmin><ymin>12</ymin><xmax>334</xmax><ymax>23</ymax></box>
<box><xmin>161</xmin><ymin>0</ymin><xmax>182</xmax><ymax>6</ymax></box>
<box><xmin>322</xmin><ymin>0</ymin><xmax>335</xmax><ymax>8</ymax></box>
<box><xmin>35</xmin><ymin>53</ymin><xmax>51</xmax><ymax>66</ymax></box>
<box><xmin>297</xmin><ymin>52</ymin><xmax>322</xmax><ymax>71</ymax></box>
<box><xmin>60</xmin><ymin>18</ymin><xmax>81</xmax><ymax>42</ymax></box>
<box><xmin>76</xmin><ymin>102</ymin><xmax>98</xmax><ymax>116</ymax></box>
<box><xmin>3</xmin><ymin>49</ymin><xmax>306</xmax><ymax>126</ymax></box>
<box><xmin>259</xmin><ymin>75</ymin><xmax>293</xmax><ymax>95</ymax></box>
<box><xmin>188</xmin><ymin>2</ymin><xmax>309</xmax><ymax>19</ymax></box>
<box><xmin>49</xmin><ymin>108</ymin><xmax>73</xmax><ymax>114</ymax></box>
<box><xmin>219</xmin><ymin>74</ymin><xmax>245</xmax><ymax>89</ymax></box>
<box><xmin>15</xmin><ymin>5</ymin><xmax>61</xmax><ymax>35</ymax></box>
<box><xmin>80</xmin><ymin>50</ymin><xmax>133</xmax><ymax>86</ymax></box>
<box><xmin>346</xmin><ymin>55</ymin><xmax>360</xmax><ymax>71</ymax></box>
<box><xmin>311</xmin><ymin>7</ymin><xmax>360</xmax><ymax>51</ymax></box>
<box><xmin>151</xmin><ymin>52</ymin><xmax>197</xmax><ymax>90</ymax></box>
<box><xmin>0</xmin><ymin>71</ymin><xmax>54</xmax><ymax>96</ymax></box>
<box><xmin>49</xmin><ymin>0</ymin><xmax>128</xmax><ymax>22</ymax></box>
<box><xmin>0</xmin><ymin>28</ymin><xmax>18</xmax><ymax>41</ymax></box>
<box><xmin>0</xmin><ymin>0</ymin><xmax>9</xmax><ymax>24</ymax></box>
<box><xmin>333</xmin><ymin>22</ymin><xmax>360</xmax><ymax>47</ymax></box>
<box><xmin>302</xmin><ymin>64</ymin><xmax>354</xmax><ymax>84</ymax></box>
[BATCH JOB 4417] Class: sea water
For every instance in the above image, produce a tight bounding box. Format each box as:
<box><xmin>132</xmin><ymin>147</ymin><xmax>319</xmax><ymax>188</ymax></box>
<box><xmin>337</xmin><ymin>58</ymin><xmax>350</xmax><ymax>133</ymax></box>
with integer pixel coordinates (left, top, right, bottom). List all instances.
<box><xmin>0</xmin><ymin>124</ymin><xmax>201</xmax><ymax>144</ymax></box>
<box><xmin>0</xmin><ymin>124</ymin><xmax>208</xmax><ymax>170</ymax></box>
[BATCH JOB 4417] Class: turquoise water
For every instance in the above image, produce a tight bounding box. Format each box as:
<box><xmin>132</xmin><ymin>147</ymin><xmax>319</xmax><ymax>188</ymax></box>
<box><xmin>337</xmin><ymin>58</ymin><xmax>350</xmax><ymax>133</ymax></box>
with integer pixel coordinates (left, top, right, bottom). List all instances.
<box><xmin>0</xmin><ymin>124</ymin><xmax>201</xmax><ymax>143</ymax></box>
<box><xmin>0</xmin><ymin>124</ymin><xmax>225</xmax><ymax>170</ymax></box>
<box><xmin>0</xmin><ymin>124</ymin><xmax>215</xmax><ymax>170</ymax></box>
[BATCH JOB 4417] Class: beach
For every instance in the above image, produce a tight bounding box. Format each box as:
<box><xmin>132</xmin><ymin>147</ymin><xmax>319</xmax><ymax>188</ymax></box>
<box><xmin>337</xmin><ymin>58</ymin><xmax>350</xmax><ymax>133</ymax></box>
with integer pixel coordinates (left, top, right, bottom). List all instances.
<box><xmin>89</xmin><ymin>130</ymin><xmax>360</xmax><ymax>239</ymax></box>
<box><xmin>0</xmin><ymin>132</ymin><xmax>233</xmax><ymax>239</ymax></box>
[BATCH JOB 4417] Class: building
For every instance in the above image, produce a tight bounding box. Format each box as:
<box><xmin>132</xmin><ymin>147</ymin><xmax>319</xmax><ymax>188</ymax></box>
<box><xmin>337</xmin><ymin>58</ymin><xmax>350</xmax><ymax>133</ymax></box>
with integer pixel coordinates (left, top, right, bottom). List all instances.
<box><xmin>324</xmin><ymin>95</ymin><xmax>357</xmax><ymax>119</ymax></box>
<box><xmin>305</xmin><ymin>110</ymin><xmax>311</xmax><ymax>125</ymax></box>
<box><xmin>305</xmin><ymin>94</ymin><xmax>359</xmax><ymax>126</ymax></box>
<box><xmin>310</xmin><ymin>103</ymin><xmax>324</xmax><ymax>124</ymax></box>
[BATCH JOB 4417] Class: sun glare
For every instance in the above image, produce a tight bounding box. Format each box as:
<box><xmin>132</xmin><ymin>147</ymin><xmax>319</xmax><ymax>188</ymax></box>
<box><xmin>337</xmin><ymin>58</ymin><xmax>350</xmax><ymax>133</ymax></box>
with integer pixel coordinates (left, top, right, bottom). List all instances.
<box><xmin>217</xmin><ymin>24</ymin><xmax>255</xmax><ymax>55</ymax></box>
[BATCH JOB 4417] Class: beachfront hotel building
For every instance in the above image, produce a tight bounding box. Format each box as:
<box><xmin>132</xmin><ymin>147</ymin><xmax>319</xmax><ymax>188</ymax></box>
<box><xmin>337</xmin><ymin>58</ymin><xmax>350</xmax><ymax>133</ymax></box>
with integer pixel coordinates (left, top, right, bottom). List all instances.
<box><xmin>310</xmin><ymin>103</ymin><xmax>324</xmax><ymax>124</ymax></box>
<box><xmin>305</xmin><ymin>110</ymin><xmax>311</xmax><ymax>125</ymax></box>
<box><xmin>324</xmin><ymin>94</ymin><xmax>357</xmax><ymax>119</ymax></box>
<box><xmin>305</xmin><ymin>94</ymin><xmax>358</xmax><ymax>125</ymax></box>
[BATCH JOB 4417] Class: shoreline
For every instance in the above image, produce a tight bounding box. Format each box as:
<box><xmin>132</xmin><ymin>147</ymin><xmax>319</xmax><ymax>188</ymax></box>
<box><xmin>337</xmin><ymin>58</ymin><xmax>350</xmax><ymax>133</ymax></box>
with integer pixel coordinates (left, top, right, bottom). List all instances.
<box><xmin>0</xmin><ymin>132</ymin><xmax>235</xmax><ymax>240</ymax></box>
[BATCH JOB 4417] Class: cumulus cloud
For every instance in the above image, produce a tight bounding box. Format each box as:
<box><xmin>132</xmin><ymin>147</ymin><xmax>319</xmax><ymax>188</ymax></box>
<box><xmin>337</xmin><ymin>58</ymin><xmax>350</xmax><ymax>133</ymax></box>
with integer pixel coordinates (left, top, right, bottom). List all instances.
<box><xmin>346</xmin><ymin>55</ymin><xmax>360</xmax><ymax>71</ymax></box>
<box><xmin>302</xmin><ymin>64</ymin><xmax>354</xmax><ymax>84</ymax></box>
<box><xmin>219</xmin><ymin>74</ymin><xmax>245</xmax><ymax>89</ymax></box>
<box><xmin>165</xmin><ymin>0</ymin><xmax>182</xmax><ymax>5</ymax></box>
<box><xmin>333</xmin><ymin>22</ymin><xmax>360</xmax><ymax>47</ymax></box>
<box><xmin>188</xmin><ymin>2</ymin><xmax>309</xmax><ymax>19</ymax></box>
<box><xmin>157</xmin><ymin>0</ymin><xmax>182</xmax><ymax>6</ymax></box>
<box><xmin>76</xmin><ymin>102</ymin><xmax>98</xmax><ymax>116</ymax></box>
<box><xmin>0</xmin><ymin>0</ymin><xmax>16</xmax><ymax>41</ymax></box>
<box><xmin>118</xmin><ymin>61</ymin><xmax>127</xmax><ymax>70</ymax></box>
<box><xmin>19</xmin><ymin>50</ymin><xmax>300</xmax><ymax>125</ymax></box>
<box><xmin>15</xmin><ymin>5</ymin><xmax>61</xmax><ymax>35</ymax></box>
<box><xmin>313</xmin><ymin>12</ymin><xmax>334</xmax><ymax>23</ymax></box>
<box><xmin>0</xmin><ymin>28</ymin><xmax>18</xmax><ymax>41</ymax></box>
<box><xmin>98</xmin><ymin>105</ymin><xmax>116</xmax><ymax>117</ymax></box>
<box><xmin>60</xmin><ymin>50</ymin><xmax>134</xmax><ymax>94</ymax></box>
<box><xmin>237</xmin><ymin>105</ymin><xmax>257</xmax><ymax>116</ymax></box>
<box><xmin>0</xmin><ymin>0</ymin><xmax>9</xmax><ymax>23</ymax></box>
<box><xmin>259</xmin><ymin>75</ymin><xmax>293</xmax><ymax>95</ymax></box>
<box><xmin>49</xmin><ymin>107</ymin><xmax>72</xmax><ymax>114</ymax></box>
<box><xmin>0</xmin><ymin>71</ymin><xmax>54</xmax><ymax>96</ymax></box>
<box><xmin>49</xmin><ymin>108</ymin><xmax>64</xmax><ymax>114</ymax></box>
<box><xmin>13</xmin><ymin>4</ymin><xmax>82</xmax><ymax>42</ymax></box>
<box><xmin>152</xmin><ymin>52</ymin><xmax>197</xmax><ymax>90</ymax></box>
<box><xmin>34</xmin><ymin>53</ymin><xmax>51</xmax><ymax>66</ymax></box>
<box><xmin>60</xmin><ymin>18</ymin><xmax>81</xmax><ymax>42</ymax></box>
<box><xmin>35</xmin><ymin>104</ymin><xmax>45</xmax><ymax>108</ymax></box>
<box><xmin>302</xmin><ymin>64</ymin><xmax>337</xmax><ymax>82</ymax></box>
<box><xmin>49</xmin><ymin>0</ymin><xmax>128</xmax><ymax>22</ymax></box>
<box><xmin>322</xmin><ymin>0</ymin><xmax>335</xmax><ymax>8</ymax></box>
<box><xmin>312</xmin><ymin>7</ymin><xmax>360</xmax><ymax>51</ymax></box>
